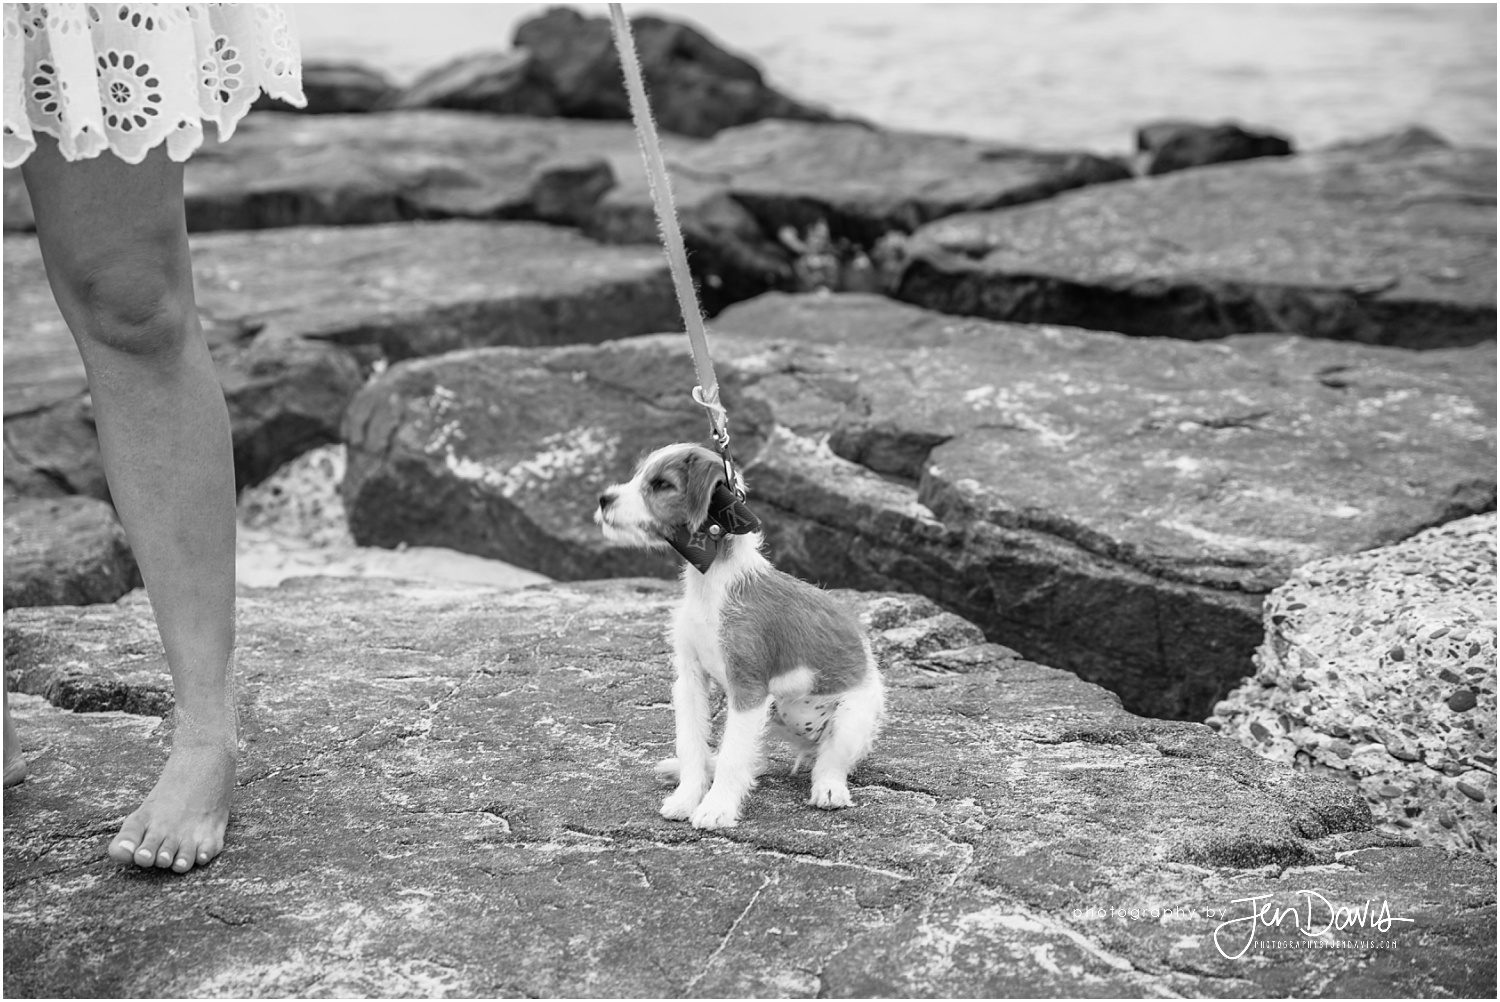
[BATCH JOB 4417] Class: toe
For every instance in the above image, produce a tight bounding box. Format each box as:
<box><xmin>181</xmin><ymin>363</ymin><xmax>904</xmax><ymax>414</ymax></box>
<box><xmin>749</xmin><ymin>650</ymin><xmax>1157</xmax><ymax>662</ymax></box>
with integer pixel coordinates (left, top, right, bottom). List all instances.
<box><xmin>154</xmin><ymin>835</ymin><xmax>181</xmax><ymax>870</ymax></box>
<box><xmin>108</xmin><ymin>812</ymin><xmax>149</xmax><ymax>864</ymax></box>
<box><xmin>132</xmin><ymin>826</ymin><xmax>166</xmax><ymax>869</ymax></box>
<box><xmin>196</xmin><ymin>827</ymin><xmax>225</xmax><ymax>867</ymax></box>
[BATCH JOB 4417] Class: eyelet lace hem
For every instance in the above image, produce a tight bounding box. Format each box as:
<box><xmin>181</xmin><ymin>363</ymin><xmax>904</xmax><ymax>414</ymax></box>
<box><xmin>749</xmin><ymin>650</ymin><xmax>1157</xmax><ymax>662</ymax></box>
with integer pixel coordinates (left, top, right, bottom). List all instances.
<box><xmin>3</xmin><ymin>3</ymin><xmax>306</xmax><ymax>168</ymax></box>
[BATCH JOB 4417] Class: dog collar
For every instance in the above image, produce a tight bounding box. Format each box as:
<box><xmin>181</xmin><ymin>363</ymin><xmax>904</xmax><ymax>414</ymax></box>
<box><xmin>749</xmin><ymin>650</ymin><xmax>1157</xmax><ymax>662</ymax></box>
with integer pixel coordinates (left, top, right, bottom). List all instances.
<box><xmin>666</xmin><ymin>483</ymin><xmax>762</xmax><ymax>573</ymax></box>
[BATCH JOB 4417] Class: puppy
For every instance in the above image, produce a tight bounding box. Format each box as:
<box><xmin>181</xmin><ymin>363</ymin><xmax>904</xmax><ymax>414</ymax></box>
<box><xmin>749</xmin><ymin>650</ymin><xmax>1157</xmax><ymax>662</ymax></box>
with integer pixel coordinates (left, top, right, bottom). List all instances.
<box><xmin>596</xmin><ymin>443</ymin><xmax>886</xmax><ymax>830</ymax></box>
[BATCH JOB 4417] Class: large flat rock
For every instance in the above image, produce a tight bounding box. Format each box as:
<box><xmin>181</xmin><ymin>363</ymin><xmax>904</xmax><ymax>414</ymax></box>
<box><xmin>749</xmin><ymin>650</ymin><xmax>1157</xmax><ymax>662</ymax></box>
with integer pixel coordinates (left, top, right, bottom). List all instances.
<box><xmin>897</xmin><ymin>144</ymin><xmax>1497</xmax><ymax>348</ymax></box>
<box><xmin>3</xmin><ymin>221</ymin><xmax>676</xmax><ymax>496</ymax></box>
<box><xmin>341</xmin><ymin>293</ymin><xmax>1495</xmax><ymax>719</ymax></box>
<box><xmin>597</xmin><ymin>119</ymin><xmax>1131</xmax><ymax>245</ymax></box>
<box><xmin>3</xmin><ymin>112</ymin><xmax>671</xmax><ymax>234</ymax></box>
<box><xmin>4</xmin><ymin>577</ymin><xmax>1492</xmax><ymax>997</ymax></box>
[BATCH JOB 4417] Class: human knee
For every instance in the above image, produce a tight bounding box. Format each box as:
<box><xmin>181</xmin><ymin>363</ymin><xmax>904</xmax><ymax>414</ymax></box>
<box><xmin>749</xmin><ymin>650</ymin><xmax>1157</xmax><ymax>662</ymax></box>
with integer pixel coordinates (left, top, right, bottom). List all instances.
<box><xmin>50</xmin><ymin>248</ymin><xmax>194</xmax><ymax>358</ymax></box>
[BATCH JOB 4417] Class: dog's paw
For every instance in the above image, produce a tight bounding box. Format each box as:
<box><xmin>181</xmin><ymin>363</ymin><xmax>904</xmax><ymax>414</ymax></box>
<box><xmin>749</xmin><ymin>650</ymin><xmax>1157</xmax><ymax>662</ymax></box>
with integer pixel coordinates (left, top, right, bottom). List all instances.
<box><xmin>808</xmin><ymin>782</ymin><xmax>852</xmax><ymax>810</ymax></box>
<box><xmin>689</xmin><ymin>796</ymin><xmax>741</xmax><ymax>830</ymax></box>
<box><xmin>657</xmin><ymin>792</ymin><xmax>702</xmax><ymax>822</ymax></box>
<box><xmin>660</xmin><ymin>788</ymin><xmax>701</xmax><ymax>821</ymax></box>
<box><xmin>653</xmin><ymin>758</ymin><xmax>680</xmax><ymax>785</ymax></box>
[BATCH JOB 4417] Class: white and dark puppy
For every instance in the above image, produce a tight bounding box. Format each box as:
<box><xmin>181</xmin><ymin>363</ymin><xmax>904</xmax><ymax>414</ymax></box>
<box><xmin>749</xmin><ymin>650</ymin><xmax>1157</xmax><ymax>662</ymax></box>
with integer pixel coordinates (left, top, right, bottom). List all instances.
<box><xmin>596</xmin><ymin>443</ymin><xmax>886</xmax><ymax>830</ymax></box>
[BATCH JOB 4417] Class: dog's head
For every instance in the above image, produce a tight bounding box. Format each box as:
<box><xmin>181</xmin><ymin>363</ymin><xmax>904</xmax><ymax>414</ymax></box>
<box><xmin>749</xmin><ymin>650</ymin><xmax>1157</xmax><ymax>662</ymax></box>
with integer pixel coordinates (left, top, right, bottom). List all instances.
<box><xmin>595</xmin><ymin>442</ymin><xmax>739</xmax><ymax>549</ymax></box>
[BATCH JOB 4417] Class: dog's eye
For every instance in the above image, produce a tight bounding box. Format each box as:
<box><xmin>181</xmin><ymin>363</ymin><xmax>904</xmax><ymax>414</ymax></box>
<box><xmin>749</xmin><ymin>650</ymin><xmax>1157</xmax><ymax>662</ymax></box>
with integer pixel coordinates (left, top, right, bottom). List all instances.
<box><xmin>649</xmin><ymin>477</ymin><xmax>676</xmax><ymax>492</ymax></box>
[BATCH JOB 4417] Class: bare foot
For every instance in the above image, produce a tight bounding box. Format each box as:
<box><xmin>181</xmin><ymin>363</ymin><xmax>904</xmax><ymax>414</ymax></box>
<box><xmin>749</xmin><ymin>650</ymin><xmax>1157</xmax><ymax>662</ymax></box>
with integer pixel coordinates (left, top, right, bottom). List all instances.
<box><xmin>108</xmin><ymin>709</ymin><xmax>236</xmax><ymax>873</ymax></box>
<box><xmin>4</xmin><ymin>689</ymin><xmax>26</xmax><ymax>788</ymax></box>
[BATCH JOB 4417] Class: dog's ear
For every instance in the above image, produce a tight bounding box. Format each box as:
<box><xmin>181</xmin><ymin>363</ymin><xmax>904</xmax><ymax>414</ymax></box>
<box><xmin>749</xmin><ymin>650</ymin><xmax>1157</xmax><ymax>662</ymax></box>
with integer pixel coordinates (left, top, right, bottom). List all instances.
<box><xmin>683</xmin><ymin>449</ymin><xmax>725</xmax><ymax>528</ymax></box>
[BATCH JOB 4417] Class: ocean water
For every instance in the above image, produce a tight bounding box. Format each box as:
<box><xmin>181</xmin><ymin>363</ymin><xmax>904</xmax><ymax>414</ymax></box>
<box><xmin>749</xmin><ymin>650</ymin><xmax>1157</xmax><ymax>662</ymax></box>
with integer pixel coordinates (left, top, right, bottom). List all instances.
<box><xmin>292</xmin><ymin>2</ymin><xmax>1497</xmax><ymax>153</ymax></box>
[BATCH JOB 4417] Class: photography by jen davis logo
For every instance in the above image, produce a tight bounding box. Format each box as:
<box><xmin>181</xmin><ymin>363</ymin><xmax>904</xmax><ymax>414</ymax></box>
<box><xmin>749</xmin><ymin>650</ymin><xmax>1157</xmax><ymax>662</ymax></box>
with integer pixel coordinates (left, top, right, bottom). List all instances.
<box><xmin>1211</xmin><ymin>891</ymin><xmax>1416</xmax><ymax>960</ymax></box>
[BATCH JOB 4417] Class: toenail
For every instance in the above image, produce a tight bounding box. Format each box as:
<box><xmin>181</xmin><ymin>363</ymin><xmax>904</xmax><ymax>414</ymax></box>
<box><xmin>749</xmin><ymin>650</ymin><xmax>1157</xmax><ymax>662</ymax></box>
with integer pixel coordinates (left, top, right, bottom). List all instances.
<box><xmin>117</xmin><ymin>840</ymin><xmax>136</xmax><ymax>853</ymax></box>
<box><xmin>174</xmin><ymin>858</ymin><xmax>191</xmax><ymax>871</ymax></box>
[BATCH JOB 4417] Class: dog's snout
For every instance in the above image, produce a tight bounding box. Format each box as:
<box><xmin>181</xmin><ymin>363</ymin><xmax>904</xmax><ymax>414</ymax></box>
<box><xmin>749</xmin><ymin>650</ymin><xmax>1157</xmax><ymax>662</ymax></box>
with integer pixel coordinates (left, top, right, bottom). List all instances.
<box><xmin>598</xmin><ymin>488</ymin><xmax>618</xmax><ymax>512</ymax></box>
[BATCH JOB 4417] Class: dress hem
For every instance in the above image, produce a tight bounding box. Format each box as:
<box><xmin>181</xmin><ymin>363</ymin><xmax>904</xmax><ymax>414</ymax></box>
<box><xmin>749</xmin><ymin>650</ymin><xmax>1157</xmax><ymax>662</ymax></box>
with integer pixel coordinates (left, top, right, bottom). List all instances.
<box><xmin>3</xmin><ymin>85</ymin><xmax>307</xmax><ymax>170</ymax></box>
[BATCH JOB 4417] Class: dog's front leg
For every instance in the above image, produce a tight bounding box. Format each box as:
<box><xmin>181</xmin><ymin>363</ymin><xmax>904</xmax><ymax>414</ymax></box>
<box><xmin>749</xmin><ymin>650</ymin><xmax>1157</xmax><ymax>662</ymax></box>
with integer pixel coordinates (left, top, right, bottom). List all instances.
<box><xmin>691</xmin><ymin>697</ymin><xmax>770</xmax><ymax>830</ymax></box>
<box><xmin>660</xmin><ymin>664</ymin><xmax>713</xmax><ymax>820</ymax></box>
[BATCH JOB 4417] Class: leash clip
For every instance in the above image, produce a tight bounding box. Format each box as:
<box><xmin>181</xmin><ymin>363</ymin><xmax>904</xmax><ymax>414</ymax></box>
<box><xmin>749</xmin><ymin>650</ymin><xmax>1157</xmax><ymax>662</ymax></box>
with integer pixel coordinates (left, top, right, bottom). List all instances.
<box><xmin>692</xmin><ymin>383</ymin><xmax>745</xmax><ymax>500</ymax></box>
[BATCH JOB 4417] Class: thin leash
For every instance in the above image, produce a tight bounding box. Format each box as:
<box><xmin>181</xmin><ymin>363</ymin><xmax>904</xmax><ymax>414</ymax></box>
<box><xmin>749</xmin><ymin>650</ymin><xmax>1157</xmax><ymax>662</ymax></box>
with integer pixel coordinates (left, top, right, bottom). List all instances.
<box><xmin>606</xmin><ymin>2</ymin><xmax>743</xmax><ymax>495</ymax></box>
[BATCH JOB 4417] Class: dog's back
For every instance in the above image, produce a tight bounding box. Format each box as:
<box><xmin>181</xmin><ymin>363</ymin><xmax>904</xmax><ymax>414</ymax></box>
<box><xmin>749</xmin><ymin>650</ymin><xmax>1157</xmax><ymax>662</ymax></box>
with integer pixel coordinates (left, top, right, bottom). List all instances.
<box><xmin>719</xmin><ymin>566</ymin><xmax>873</xmax><ymax>696</ymax></box>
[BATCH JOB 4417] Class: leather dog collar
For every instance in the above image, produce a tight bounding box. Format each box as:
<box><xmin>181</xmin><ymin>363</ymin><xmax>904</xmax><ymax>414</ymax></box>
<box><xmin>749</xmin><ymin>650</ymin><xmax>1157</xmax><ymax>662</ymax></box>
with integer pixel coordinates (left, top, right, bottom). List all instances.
<box><xmin>666</xmin><ymin>483</ymin><xmax>762</xmax><ymax>573</ymax></box>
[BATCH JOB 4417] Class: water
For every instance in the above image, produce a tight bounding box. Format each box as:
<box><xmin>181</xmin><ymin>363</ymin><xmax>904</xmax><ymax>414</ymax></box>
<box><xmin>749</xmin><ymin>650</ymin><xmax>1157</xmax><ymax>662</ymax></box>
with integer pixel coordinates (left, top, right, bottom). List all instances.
<box><xmin>292</xmin><ymin>2</ymin><xmax>1496</xmax><ymax>153</ymax></box>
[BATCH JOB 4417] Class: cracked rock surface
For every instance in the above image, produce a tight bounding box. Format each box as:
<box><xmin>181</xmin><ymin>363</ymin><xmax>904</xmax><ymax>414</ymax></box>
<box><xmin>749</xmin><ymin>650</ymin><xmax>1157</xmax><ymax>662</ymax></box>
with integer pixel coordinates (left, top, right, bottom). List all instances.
<box><xmin>4</xmin><ymin>577</ymin><xmax>1493</xmax><ymax>997</ymax></box>
<box><xmin>1212</xmin><ymin>512</ymin><xmax>1497</xmax><ymax>858</ymax></box>
<box><xmin>897</xmin><ymin>143</ymin><xmax>1496</xmax><ymax>348</ymax></box>
<box><xmin>340</xmin><ymin>292</ymin><xmax>1496</xmax><ymax>719</ymax></box>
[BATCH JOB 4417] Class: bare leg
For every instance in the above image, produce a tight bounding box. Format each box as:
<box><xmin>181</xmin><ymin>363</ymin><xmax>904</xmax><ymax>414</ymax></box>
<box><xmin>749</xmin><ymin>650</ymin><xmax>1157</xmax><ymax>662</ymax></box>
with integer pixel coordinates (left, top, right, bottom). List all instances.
<box><xmin>21</xmin><ymin>137</ymin><xmax>236</xmax><ymax>873</ymax></box>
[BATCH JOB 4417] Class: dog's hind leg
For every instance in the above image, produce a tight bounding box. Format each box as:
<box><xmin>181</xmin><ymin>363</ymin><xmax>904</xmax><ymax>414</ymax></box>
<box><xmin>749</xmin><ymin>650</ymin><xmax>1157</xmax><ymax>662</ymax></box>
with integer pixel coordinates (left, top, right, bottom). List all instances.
<box><xmin>809</xmin><ymin>671</ymin><xmax>886</xmax><ymax>810</ymax></box>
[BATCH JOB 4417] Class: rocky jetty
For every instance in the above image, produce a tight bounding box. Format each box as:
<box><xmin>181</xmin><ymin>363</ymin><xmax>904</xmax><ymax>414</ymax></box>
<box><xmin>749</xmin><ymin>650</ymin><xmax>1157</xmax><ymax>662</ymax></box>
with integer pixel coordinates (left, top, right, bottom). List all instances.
<box><xmin>4</xmin><ymin>10</ymin><xmax>1496</xmax><ymax>992</ymax></box>
<box><xmin>1212</xmin><ymin>513</ymin><xmax>1497</xmax><ymax>858</ymax></box>
<box><xmin>898</xmin><ymin>142</ymin><xmax>1496</xmax><ymax>347</ymax></box>
<box><xmin>4</xmin><ymin>578</ymin><xmax>1494</xmax><ymax>997</ymax></box>
<box><xmin>340</xmin><ymin>293</ymin><xmax>1495</xmax><ymax>720</ymax></box>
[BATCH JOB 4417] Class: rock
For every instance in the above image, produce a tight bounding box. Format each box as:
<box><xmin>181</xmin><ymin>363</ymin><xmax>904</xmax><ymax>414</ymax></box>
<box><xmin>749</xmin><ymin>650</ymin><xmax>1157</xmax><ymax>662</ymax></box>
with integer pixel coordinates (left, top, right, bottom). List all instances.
<box><xmin>390</xmin><ymin>50</ymin><xmax>558</xmax><ymax>117</ymax></box>
<box><xmin>3</xmin><ymin>576</ymin><xmax>1493</xmax><ymax>997</ymax></box>
<box><xmin>1326</xmin><ymin>125</ymin><xmax>1453</xmax><ymax>157</ymax></box>
<box><xmin>513</xmin><ymin>7</ymin><xmax>836</xmax><ymax>138</ymax></box>
<box><xmin>340</xmin><ymin>336</ymin><xmax>748</xmax><ymax>581</ymax></box>
<box><xmin>193</xmin><ymin>221</ymin><xmax>678</xmax><ymax>361</ymax></box>
<box><xmin>4</xmin><ymin>221</ymin><xmax>677</xmax><ymax>495</ymax></box>
<box><xmin>4</xmin><ymin>397</ymin><xmax>106</xmax><ymax>502</ymax></box>
<box><xmin>220</xmin><ymin>335</ymin><xmax>366</xmax><ymax>488</ymax></box>
<box><xmin>898</xmin><ymin>143</ymin><xmax>1497</xmax><ymax>348</ymax></box>
<box><xmin>338</xmin><ymin>292</ymin><xmax>1496</xmax><ymax>719</ymax></box>
<box><xmin>251</xmin><ymin>59</ymin><xmax>396</xmax><ymax>114</ymax></box>
<box><xmin>2</xmin><ymin>496</ymin><xmax>138</xmax><ymax>610</ymax></box>
<box><xmin>180</xmin><ymin>111</ymin><xmax>644</xmax><ymax>230</ymax></box>
<box><xmin>592</xmin><ymin>117</ymin><xmax>1132</xmax><ymax>256</ymax></box>
<box><xmin>1210</xmin><ymin>514</ymin><xmax>1498</xmax><ymax>858</ymax></box>
<box><xmin>1135</xmin><ymin>119</ymin><xmax>1293</xmax><ymax>175</ymax></box>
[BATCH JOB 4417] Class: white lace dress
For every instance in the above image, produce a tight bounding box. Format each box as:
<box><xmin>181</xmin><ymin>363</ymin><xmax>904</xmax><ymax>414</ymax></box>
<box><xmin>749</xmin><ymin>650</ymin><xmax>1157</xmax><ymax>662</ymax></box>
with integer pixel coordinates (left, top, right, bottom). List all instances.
<box><xmin>2</xmin><ymin>2</ymin><xmax>305</xmax><ymax>168</ymax></box>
